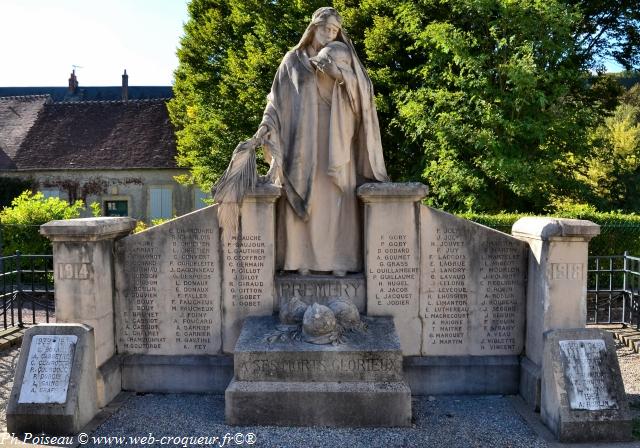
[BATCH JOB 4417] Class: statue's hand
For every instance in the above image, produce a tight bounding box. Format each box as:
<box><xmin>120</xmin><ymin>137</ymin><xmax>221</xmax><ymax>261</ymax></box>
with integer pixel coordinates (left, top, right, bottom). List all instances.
<box><xmin>259</xmin><ymin>161</ymin><xmax>280</xmax><ymax>185</ymax></box>
<box><xmin>321</xmin><ymin>60</ymin><xmax>343</xmax><ymax>83</ymax></box>
<box><xmin>254</xmin><ymin>125</ymin><xmax>269</xmax><ymax>142</ymax></box>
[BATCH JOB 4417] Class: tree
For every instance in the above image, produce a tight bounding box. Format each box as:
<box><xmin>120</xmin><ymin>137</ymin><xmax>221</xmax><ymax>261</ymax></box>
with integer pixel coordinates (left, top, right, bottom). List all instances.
<box><xmin>567</xmin><ymin>0</ymin><xmax>640</xmax><ymax>71</ymax></box>
<box><xmin>0</xmin><ymin>191</ymin><xmax>84</xmax><ymax>255</ymax></box>
<box><xmin>170</xmin><ymin>0</ymin><xmax>599</xmax><ymax>213</ymax></box>
<box><xmin>342</xmin><ymin>0</ymin><xmax>598</xmax><ymax>212</ymax></box>
<box><xmin>578</xmin><ymin>103</ymin><xmax>640</xmax><ymax>210</ymax></box>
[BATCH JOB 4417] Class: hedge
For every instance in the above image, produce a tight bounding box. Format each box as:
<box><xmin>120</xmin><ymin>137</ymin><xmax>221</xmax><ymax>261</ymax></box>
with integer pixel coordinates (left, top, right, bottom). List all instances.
<box><xmin>459</xmin><ymin>211</ymin><xmax>640</xmax><ymax>256</ymax></box>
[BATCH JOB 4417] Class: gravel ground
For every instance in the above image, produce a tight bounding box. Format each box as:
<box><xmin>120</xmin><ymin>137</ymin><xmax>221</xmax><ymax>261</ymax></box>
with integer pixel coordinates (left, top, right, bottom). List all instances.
<box><xmin>0</xmin><ymin>345</ymin><xmax>19</xmax><ymax>431</ymax></box>
<box><xmin>86</xmin><ymin>394</ymin><xmax>549</xmax><ymax>448</ymax></box>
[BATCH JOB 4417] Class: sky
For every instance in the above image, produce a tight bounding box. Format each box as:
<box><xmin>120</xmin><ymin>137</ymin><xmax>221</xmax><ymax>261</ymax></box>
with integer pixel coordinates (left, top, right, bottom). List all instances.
<box><xmin>0</xmin><ymin>0</ymin><xmax>189</xmax><ymax>87</ymax></box>
<box><xmin>0</xmin><ymin>0</ymin><xmax>625</xmax><ymax>88</ymax></box>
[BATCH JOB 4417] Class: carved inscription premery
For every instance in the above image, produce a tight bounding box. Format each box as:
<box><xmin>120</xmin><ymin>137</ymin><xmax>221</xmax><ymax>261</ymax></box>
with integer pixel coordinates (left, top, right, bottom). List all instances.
<box><xmin>18</xmin><ymin>335</ymin><xmax>77</xmax><ymax>404</ymax></box>
<box><xmin>116</xmin><ymin>213</ymin><xmax>221</xmax><ymax>355</ymax></box>
<box><xmin>559</xmin><ymin>339</ymin><xmax>617</xmax><ymax>410</ymax></box>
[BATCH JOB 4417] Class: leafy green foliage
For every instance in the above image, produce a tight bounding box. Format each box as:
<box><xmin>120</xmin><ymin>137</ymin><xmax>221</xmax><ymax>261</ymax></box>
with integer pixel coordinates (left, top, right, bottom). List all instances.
<box><xmin>90</xmin><ymin>201</ymin><xmax>102</xmax><ymax>217</ymax></box>
<box><xmin>0</xmin><ymin>191</ymin><xmax>84</xmax><ymax>255</ymax></box>
<box><xmin>578</xmin><ymin>103</ymin><xmax>640</xmax><ymax>210</ymax></box>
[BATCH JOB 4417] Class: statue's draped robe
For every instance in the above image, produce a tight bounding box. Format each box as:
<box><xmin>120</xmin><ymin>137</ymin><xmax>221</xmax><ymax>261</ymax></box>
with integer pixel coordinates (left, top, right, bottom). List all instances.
<box><xmin>261</xmin><ymin>48</ymin><xmax>388</xmax><ymax>272</ymax></box>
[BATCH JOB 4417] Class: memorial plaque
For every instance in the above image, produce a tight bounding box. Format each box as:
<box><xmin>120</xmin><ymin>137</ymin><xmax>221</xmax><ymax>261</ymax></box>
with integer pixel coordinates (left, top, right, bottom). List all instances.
<box><xmin>420</xmin><ymin>206</ymin><xmax>526</xmax><ymax>356</ymax></box>
<box><xmin>18</xmin><ymin>335</ymin><xmax>77</xmax><ymax>404</ymax></box>
<box><xmin>541</xmin><ymin>329</ymin><xmax>631</xmax><ymax>442</ymax></box>
<box><xmin>7</xmin><ymin>324</ymin><xmax>98</xmax><ymax>436</ymax></box>
<box><xmin>115</xmin><ymin>207</ymin><xmax>222</xmax><ymax>355</ymax></box>
<box><xmin>559</xmin><ymin>339</ymin><xmax>616</xmax><ymax>410</ymax></box>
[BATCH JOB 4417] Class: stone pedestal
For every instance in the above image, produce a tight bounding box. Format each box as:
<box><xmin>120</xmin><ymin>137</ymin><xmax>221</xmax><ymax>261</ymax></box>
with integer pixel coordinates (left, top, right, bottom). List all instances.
<box><xmin>511</xmin><ymin>217</ymin><xmax>600</xmax><ymax>409</ymax></box>
<box><xmin>225</xmin><ymin>316</ymin><xmax>412</xmax><ymax>427</ymax></box>
<box><xmin>221</xmin><ymin>184</ymin><xmax>280</xmax><ymax>353</ymax></box>
<box><xmin>40</xmin><ymin>217</ymin><xmax>135</xmax><ymax>408</ymax></box>
<box><xmin>358</xmin><ymin>183</ymin><xmax>428</xmax><ymax>356</ymax></box>
<box><xmin>7</xmin><ymin>324</ymin><xmax>98</xmax><ymax>435</ymax></box>
<box><xmin>541</xmin><ymin>328</ymin><xmax>631</xmax><ymax>442</ymax></box>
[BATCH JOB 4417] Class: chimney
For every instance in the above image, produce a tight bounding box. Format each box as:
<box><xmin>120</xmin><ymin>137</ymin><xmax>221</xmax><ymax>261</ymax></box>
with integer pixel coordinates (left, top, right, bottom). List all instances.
<box><xmin>68</xmin><ymin>70</ymin><xmax>78</xmax><ymax>94</ymax></box>
<box><xmin>121</xmin><ymin>69</ymin><xmax>129</xmax><ymax>101</ymax></box>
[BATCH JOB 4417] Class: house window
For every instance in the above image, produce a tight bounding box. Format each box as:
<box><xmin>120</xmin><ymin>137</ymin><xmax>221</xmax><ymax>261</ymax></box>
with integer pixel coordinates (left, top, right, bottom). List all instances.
<box><xmin>194</xmin><ymin>188</ymin><xmax>211</xmax><ymax>210</ymax></box>
<box><xmin>150</xmin><ymin>187</ymin><xmax>172</xmax><ymax>220</ymax></box>
<box><xmin>104</xmin><ymin>200</ymin><xmax>128</xmax><ymax>217</ymax></box>
<box><xmin>41</xmin><ymin>188</ymin><xmax>60</xmax><ymax>199</ymax></box>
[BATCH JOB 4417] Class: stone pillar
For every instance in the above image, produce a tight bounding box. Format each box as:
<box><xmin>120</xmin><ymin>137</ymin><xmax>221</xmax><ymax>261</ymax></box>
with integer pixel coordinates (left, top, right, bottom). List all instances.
<box><xmin>511</xmin><ymin>217</ymin><xmax>600</xmax><ymax>409</ymax></box>
<box><xmin>221</xmin><ymin>184</ymin><xmax>280</xmax><ymax>353</ymax></box>
<box><xmin>40</xmin><ymin>217</ymin><xmax>136</xmax><ymax>407</ymax></box>
<box><xmin>358</xmin><ymin>182</ymin><xmax>428</xmax><ymax>356</ymax></box>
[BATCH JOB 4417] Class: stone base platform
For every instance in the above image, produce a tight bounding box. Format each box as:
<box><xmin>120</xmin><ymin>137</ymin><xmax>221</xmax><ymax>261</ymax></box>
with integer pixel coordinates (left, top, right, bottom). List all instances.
<box><xmin>225</xmin><ymin>379</ymin><xmax>411</xmax><ymax>427</ymax></box>
<box><xmin>225</xmin><ymin>315</ymin><xmax>412</xmax><ymax>427</ymax></box>
<box><xmin>405</xmin><ymin>355</ymin><xmax>520</xmax><ymax>395</ymax></box>
<box><xmin>122</xmin><ymin>355</ymin><xmax>233</xmax><ymax>393</ymax></box>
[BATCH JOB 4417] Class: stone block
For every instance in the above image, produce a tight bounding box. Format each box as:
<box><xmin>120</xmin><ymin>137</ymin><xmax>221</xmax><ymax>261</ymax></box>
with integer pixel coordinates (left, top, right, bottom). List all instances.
<box><xmin>234</xmin><ymin>316</ymin><xmax>403</xmax><ymax>382</ymax></box>
<box><xmin>404</xmin><ymin>355</ymin><xmax>519</xmax><ymax>395</ymax></box>
<box><xmin>41</xmin><ymin>217</ymin><xmax>135</xmax><ymax>367</ymax></box>
<box><xmin>96</xmin><ymin>355</ymin><xmax>121</xmax><ymax>409</ymax></box>
<box><xmin>121</xmin><ymin>355</ymin><xmax>233</xmax><ymax>393</ymax></box>
<box><xmin>114</xmin><ymin>206</ymin><xmax>222</xmax><ymax>355</ymax></box>
<box><xmin>225</xmin><ymin>379</ymin><xmax>411</xmax><ymax>427</ymax></box>
<box><xmin>275</xmin><ymin>273</ymin><xmax>366</xmax><ymax>312</ymax></box>
<box><xmin>511</xmin><ymin>217</ymin><xmax>600</xmax><ymax>367</ymax></box>
<box><xmin>358</xmin><ymin>182</ymin><xmax>427</xmax><ymax>356</ymax></box>
<box><xmin>221</xmin><ymin>184</ymin><xmax>280</xmax><ymax>353</ymax></box>
<box><xmin>7</xmin><ymin>324</ymin><xmax>98</xmax><ymax>435</ymax></box>
<box><xmin>519</xmin><ymin>356</ymin><xmax>541</xmax><ymax>411</ymax></box>
<box><xmin>541</xmin><ymin>328</ymin><xmax>632</xmax><ymax>442</ymax></box>
<box><xmin>420</xmin><ymin>206</ymin><xmax>527</xmax><ymax>356</ymax></box>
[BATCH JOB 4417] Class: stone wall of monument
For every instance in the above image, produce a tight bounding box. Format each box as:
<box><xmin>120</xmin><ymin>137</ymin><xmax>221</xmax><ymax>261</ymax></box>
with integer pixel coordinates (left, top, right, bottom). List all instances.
<box><xmin>114</xmin><ymin>206</ymin><xmax>223</xmax><ymax>355</ymax></box>
<box><xmin>419</xmin><ymin>206</ymin><xmax>527</xmax><ymax>356</ymax></box>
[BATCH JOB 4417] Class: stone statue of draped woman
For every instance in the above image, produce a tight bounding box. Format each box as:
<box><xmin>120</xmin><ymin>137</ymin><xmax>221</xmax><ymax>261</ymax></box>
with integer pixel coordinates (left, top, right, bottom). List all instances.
<box><xmin>256</xmin><ymin>7</ymin><xmax>388</xmax><ymax>276</ymax></box>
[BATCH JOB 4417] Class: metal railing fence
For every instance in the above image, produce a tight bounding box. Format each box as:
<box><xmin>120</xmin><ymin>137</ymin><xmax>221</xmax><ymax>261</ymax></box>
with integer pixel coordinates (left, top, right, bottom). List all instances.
<box><xmin>587</xmin><ymin>252</ymin><xmax>640</xmax><ymax>329</ymax></box>
<box><xmin>0</xmin><ymin>251</ymin><xmax>55</xmax><ymax>331</ymax></box>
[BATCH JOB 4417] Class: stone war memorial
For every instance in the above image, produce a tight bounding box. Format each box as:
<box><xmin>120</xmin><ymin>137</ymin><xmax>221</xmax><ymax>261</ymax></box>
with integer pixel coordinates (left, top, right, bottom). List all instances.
<box><xmin>7</xmin><ymin>6</ymin><xmax>632</xmax><ymax>442</ymax></box>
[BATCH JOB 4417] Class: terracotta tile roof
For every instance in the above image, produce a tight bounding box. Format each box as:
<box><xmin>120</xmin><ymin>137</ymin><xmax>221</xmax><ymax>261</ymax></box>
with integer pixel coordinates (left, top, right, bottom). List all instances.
<box><xmin>0</xmin><ymin>95</ymin><xmax>50</xmax><ymax>169</ymax></box>
<box><xmin>12</xmin><ymin>99</ymin><xmax>178</xmax><ymax>170</ymax></box>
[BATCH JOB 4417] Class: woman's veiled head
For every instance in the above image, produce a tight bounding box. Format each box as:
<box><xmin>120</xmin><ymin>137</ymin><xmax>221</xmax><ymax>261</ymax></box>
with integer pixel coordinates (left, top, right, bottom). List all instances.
<box><xmin>296</xmin><ymin>7</ymin><xmax>344</xmax><ymax>50</ymax></box>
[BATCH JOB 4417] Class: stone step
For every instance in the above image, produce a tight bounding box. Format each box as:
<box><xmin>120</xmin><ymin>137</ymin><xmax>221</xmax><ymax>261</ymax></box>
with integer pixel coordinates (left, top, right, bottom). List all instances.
<box><xmin>234</xmin><ymin>316</ymin><xmax>403</xmax><ymax>382</ymax></box>
<box><xmin>275</xmin><ymin>272</ymin><xmax>365</xmax><ymax>312</ymax></box>
<box><xmin>225</xmin><ymin>379</ymin><xmax>412</xmax><ymax>427</ymax></box>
